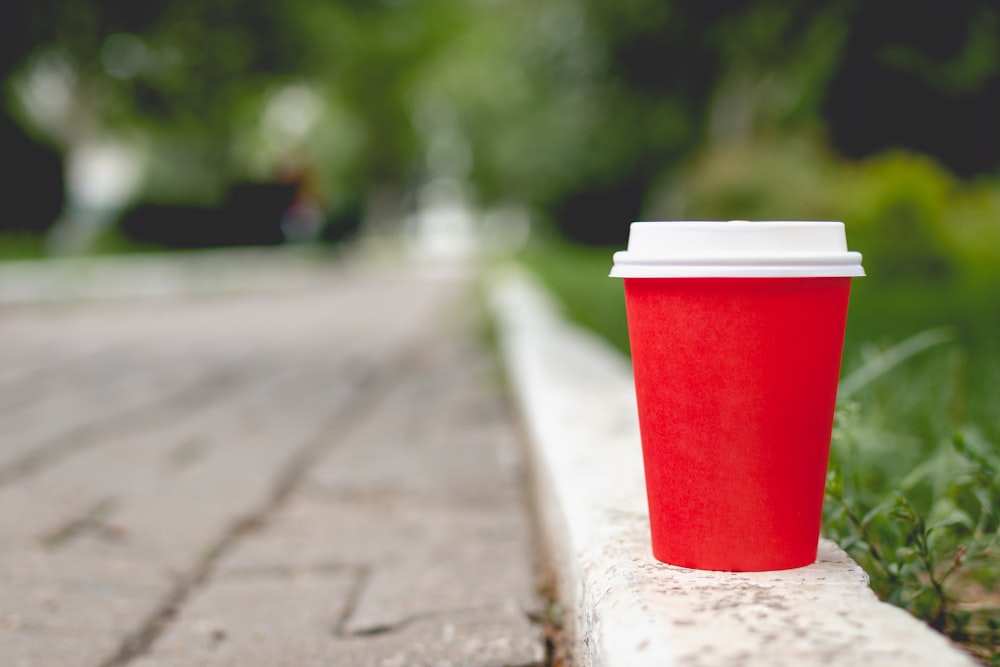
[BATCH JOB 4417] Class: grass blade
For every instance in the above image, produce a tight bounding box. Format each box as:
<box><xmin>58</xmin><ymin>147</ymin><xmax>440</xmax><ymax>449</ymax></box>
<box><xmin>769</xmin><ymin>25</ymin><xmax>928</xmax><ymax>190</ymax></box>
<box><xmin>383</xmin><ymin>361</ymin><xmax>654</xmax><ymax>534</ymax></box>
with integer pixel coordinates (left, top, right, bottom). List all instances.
<box><xmin>838</xmin><ymin>327</ymin><xmax>954</xmax><ymax>400</ymax></box>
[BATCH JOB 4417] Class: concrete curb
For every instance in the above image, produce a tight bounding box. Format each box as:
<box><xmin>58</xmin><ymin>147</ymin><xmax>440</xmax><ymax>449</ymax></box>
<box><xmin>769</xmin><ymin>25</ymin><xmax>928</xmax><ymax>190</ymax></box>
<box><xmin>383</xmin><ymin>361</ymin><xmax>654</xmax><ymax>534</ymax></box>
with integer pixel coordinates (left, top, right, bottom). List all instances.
<box><xmin>487</xmin><ymin>267</ymin><xmax>976</xmax><ymax>667</ymax></box>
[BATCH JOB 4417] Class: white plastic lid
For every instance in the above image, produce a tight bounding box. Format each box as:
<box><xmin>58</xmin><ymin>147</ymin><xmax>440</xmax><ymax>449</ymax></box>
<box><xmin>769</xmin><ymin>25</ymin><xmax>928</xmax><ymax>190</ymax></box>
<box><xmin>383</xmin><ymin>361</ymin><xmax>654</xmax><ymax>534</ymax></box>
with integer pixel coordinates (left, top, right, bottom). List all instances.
<box><xmin>609</xmin><ymin>220</ymin><xmax>865</xmax><ymax>278</ymax></box>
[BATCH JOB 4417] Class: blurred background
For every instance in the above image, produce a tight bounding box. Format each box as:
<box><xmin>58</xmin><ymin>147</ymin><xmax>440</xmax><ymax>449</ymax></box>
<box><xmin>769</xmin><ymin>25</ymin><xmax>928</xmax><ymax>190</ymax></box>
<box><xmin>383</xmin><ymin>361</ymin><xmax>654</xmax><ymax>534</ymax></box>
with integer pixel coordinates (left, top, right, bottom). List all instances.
<box><xmin>4</xmin><ymin>0</ymin><xmax>1000</xmax><ymax>262</ymax></box>
<box><xmin>2</xmin><ymin>0</ymin><xmax>1000</xmax><ymax>658</ymax></box>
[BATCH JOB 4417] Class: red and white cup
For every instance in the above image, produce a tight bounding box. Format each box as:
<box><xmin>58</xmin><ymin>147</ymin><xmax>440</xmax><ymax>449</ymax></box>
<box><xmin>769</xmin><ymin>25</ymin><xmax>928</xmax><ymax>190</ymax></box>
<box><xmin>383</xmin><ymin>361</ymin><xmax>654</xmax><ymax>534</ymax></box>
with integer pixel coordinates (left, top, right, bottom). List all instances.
<box><xmin>610</xmin><ymin>221</ymin><xmax>865</xmax><ymax>571</ymax></box>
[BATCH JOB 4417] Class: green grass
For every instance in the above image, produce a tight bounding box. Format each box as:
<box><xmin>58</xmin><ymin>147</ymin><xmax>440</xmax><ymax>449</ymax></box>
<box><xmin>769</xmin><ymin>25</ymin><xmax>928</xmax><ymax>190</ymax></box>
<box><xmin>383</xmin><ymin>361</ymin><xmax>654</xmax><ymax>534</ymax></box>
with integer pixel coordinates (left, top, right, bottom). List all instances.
<box><xmin>0</xmin><ymin>233</ymin><xmax>48</xmax><ymax>260</ymax></box>
<box><xmin>520</xmin><ymin>241</ymin><xmax>630</xmax><ymax>353</ymax></box>
<box><xmin>521</xmin><ymin>239</ymin><xmax>1000</xmax><ymax>664</ymax></box>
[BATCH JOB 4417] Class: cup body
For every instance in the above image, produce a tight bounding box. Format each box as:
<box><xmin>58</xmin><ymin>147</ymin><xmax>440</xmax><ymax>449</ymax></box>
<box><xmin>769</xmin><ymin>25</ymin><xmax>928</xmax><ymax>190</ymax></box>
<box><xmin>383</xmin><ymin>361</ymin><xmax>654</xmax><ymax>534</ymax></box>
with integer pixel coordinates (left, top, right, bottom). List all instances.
<box><xmin>624</xmin><ymin>276</ymin><xmax>851</xmax><ymax>571</ymax></box>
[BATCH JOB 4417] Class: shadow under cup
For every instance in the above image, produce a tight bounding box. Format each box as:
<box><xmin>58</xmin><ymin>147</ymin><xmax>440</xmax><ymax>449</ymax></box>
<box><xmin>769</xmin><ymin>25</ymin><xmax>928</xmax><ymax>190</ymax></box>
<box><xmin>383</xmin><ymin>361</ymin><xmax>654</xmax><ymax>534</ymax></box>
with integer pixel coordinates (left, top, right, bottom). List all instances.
<box><xmin>623</xmin><ymin>275</ymin><xmax>853</xmax><ymax>572</ymax></box>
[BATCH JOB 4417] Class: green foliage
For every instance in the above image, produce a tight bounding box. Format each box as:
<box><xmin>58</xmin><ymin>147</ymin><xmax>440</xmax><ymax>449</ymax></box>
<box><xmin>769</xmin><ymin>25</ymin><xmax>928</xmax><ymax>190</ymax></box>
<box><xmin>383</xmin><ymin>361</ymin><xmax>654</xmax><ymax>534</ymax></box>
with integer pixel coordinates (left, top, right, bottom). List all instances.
<box><xmin>826</xmin><ymin>414</ymin><xmax>1000</xmax><ymax>662</ymax></box>
<box><xmin>844</xmin><ymin>152</ymin><xmax>958</xmax><ymax>281</ymax></box>
<box><xmin>673</xmin><ymin>135</ymin><xmax>845</xmax><ymax>220</ymax></box>
<box><xmin>0</xmin><ymin>233</ymin><xmax>48</xmax><ymax>260</ymax></box>
<box><xmin>824</xmin><ymin>280</ymin><xmax>1000</xmax><ymax>666</ymax></box>
<box><xmin>675</xmin><ymin>137</ymin><xmax>1000</xmax><ymax>288</ymax></box>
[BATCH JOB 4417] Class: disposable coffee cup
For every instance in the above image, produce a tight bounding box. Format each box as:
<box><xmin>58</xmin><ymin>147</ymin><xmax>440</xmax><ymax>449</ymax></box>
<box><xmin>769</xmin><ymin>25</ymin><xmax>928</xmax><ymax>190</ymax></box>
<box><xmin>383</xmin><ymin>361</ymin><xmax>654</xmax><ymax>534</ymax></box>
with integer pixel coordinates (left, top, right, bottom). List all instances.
<box><xmin>610</xmin><ymin>221</ymin><xmax>864</xmax><ymax>571</ymax></box>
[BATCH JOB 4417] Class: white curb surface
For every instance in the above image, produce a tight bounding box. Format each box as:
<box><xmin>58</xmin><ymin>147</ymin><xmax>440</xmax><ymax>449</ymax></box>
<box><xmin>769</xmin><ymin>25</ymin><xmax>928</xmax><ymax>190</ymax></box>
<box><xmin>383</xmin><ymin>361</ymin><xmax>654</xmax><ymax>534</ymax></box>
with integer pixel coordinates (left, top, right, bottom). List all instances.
<box><xmin>488</xmin><ymin>268</ymin><xmax>976</xmax><ymax>667</ymax></box>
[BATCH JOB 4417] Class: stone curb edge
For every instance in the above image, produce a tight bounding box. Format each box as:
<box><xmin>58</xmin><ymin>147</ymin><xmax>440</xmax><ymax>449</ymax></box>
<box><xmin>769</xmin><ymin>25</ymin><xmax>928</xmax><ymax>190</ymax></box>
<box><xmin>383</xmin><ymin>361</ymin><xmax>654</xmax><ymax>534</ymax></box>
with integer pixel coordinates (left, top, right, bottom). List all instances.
<box><xmin>486</xmin><ymin>267</ymin><xmax>975</xmax><ymax>667</ymax></box>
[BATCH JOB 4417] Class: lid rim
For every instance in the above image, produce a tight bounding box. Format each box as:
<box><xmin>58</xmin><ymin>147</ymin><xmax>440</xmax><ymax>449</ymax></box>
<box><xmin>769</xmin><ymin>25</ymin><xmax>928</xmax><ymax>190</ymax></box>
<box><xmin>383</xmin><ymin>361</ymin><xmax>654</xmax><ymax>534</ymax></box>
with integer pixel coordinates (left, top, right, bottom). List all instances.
<box><xmin>611</xmin><ymin>220</ymin><xmax>864</xmax><ymax>278</ymax></box>
<box><xmin>608</xmin><ymin>266</ymin><xmax>867</xmax><ymax>278</ymax></box>
<box><xmin>612</xmin><ymin>253</ymin><xmax>864</xmax><ymax>266</ymax></box>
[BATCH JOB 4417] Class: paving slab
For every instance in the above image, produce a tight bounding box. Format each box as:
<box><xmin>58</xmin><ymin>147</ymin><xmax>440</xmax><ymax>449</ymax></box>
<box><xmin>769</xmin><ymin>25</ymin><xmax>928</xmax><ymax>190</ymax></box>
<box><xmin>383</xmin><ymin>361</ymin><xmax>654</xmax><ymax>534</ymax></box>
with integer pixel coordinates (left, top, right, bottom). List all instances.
<box><xmin>0</xmin><ymin>252</ymin><xmax>545</xmax><ymax>667</ymax></box>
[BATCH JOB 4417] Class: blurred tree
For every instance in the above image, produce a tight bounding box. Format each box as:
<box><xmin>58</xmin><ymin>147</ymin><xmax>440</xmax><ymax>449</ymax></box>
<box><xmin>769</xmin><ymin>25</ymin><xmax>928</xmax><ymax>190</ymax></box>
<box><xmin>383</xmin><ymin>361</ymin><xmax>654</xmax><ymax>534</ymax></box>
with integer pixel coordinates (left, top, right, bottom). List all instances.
<box><xmin>417</xmin><ymin>0</ymin><xmax>732</xmax><ymax>244</ymax></box>
<box><xmin>3</xmin><ymin>0</ymin><xmax>471</xmax><ymax>228</ymax></box>
<box><xmin>4</xmin><ymin>0</ymin><xmax>308</xmax><ymax>225</ymax></box>
<box><xmin>431</xmin><ymin>0</ymin><xmax>851</xmax><ymax>244</ymax></box>
<box><xmin>543</xmin><ymin>0</ymin><xmax>730</xmax><ymax>243</ymax></box>
<box><xmin>5</xmin><ymin>0</ymin><xmax>999</xmax><ymax>248</ymax></box>
<box><xmin>287</xmin><ymin>0</ymin><xmax>471</xmax><ymax>229</ymax></box>
<box><xmin>704</xmin><ymin>0</ymin><xmax>850</xmax><ymax>140</ymax></box>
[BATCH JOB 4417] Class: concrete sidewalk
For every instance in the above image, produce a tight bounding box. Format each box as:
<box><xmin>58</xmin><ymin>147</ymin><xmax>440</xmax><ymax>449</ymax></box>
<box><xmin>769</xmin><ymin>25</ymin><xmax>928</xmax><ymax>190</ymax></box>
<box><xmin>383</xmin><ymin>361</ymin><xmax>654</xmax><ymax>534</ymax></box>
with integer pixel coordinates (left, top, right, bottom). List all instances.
<box><xmin>0</xmin><ymin>253</ymin><xmax>545</xmax><ymax>667</ymax></box>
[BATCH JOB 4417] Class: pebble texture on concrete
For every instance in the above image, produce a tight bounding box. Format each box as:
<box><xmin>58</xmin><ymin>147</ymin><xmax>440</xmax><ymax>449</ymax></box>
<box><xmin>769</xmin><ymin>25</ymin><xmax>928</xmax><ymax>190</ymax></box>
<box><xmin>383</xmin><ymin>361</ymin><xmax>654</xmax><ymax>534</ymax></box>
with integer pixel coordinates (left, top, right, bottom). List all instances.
<box><xmin>489</xmin><ymin>268</ymin><xmax>976</xmax><ymax>667</ymax></box>
<box><xmin>0</xmin><ymin>255</ymin><xmax>544</xmax><ymax>667</ymax></box>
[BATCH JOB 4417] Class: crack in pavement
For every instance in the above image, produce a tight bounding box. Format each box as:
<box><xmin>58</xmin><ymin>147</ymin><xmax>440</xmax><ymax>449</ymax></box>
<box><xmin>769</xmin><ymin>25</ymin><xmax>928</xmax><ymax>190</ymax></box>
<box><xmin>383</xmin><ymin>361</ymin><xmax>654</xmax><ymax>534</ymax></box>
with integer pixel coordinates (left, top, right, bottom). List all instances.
<box><xmin>97</xmin><ymin>364</ymin><xmax>391</xmax><ymax>666</ymax></box>
<box><xmin>39</xmin><ymin>497</ymin><xmax>123</xmax><ymax>550</ymax></box>
<box><xmin>0</xmin><ymin>366</ymin><xmax>253</xmax><ymax>491</ymax></box>
<box><xmin>332</xmin><ymin>563</ymin><xmax>373</xmax><ymax>638</ymax></box>
<box><xmin>218</xmin><ymin>562</ymin><xmax>362</xmax><ymax>582</ymax></box>
<box><xmin>334</xmin><ymin>602</ymin><xmax>537</xmax><ymax>639</ymax></box>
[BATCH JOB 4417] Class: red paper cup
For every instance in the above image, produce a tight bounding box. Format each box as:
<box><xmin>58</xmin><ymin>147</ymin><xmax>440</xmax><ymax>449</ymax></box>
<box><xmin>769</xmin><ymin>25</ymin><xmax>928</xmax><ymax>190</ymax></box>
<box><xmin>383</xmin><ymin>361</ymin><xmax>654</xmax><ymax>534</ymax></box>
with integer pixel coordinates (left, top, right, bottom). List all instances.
<box><xmin>610</xmin><ymin>221</ymin><xmax>864</xmax><ymax>571</ymax></box>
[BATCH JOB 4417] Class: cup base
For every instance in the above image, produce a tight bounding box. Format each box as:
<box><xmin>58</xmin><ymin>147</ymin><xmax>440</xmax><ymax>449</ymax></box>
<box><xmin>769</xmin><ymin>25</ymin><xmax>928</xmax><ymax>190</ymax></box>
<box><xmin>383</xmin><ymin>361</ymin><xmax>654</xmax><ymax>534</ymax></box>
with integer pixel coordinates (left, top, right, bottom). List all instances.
<box><xmin>651</xmin><ymin>544</ymin><xmax>818</xmax><ymax>573</ymax></box>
